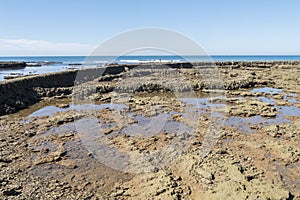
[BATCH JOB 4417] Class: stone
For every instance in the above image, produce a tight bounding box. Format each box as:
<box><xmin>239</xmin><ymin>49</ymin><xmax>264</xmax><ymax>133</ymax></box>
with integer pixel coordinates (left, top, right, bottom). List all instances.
<box><xmin>56</xmin><ymin>104</ymin><xmax>69</xmax><ymax>108</ymax></box>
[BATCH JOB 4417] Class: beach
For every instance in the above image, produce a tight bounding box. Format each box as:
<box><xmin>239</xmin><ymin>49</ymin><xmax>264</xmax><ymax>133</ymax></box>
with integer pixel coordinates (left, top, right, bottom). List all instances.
<box><xmin>0</xmin><ymin>61</ymin><xmax>299</xmax><ymax>199</ymax></box>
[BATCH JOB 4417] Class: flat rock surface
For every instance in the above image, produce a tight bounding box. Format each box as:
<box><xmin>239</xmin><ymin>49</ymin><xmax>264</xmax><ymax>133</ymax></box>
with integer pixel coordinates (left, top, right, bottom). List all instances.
<box><xmin>0</xmin><ymin>62</ymin><xmax>299</xmax><ymax>199</ymax></box>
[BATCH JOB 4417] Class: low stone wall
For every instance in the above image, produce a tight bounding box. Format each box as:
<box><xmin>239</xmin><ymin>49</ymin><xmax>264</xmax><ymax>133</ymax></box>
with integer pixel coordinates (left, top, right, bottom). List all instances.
<box><xmin>0</xmin><ymin>71</ymin><xmax>75</xmax><ymax>115</ymax></box>
<box><xmin>0</xmin><ymin>66</ymin><xmax>125</xmax><ymax>115</ymax></box>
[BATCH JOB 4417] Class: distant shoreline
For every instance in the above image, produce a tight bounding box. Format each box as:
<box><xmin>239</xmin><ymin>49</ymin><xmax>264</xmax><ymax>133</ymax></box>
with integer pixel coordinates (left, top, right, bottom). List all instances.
<box><xmin>1</xmin><ymin>55</ymin><xmax>300</xmax><ymax>63</ymax></box>
<box><xmin>1</xmin><ymin>60</ymin><xmax>300</xmax><ymax>81</ymax></box>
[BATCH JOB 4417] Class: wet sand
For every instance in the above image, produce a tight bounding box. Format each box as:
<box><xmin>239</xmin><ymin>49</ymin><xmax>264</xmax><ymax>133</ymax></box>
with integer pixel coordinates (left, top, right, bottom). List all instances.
<box><xmin>0</xmin><ymin>62</ymin><xmax>299</xmax><ymax>199</ymax></box>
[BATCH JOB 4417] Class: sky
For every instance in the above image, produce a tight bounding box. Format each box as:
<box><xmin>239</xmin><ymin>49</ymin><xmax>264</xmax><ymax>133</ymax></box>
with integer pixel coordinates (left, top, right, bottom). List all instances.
<box><xmin>0</xmin><ymin>0</ymin><xmax>300</xmax><ymax>56</ymax></box>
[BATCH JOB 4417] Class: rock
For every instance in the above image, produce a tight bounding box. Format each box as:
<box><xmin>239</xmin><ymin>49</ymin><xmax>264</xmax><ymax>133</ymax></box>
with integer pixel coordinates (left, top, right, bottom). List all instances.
<box><xmin>0</xmin><ymin>158</ymin><xmax>12</xmax><ymax>163</ymax></box>
<box><xmin>3</xmin><ymin>185</ymin><xmax>22</xmax><ymax>196</ymax></box>
<box><xmin>226</xmin><ymin>99</ymin><xmax>278</xmax><ymax>118</ymax></box>
<box><xmin>56</xmin><ymin>104</ymin><xmax>69</xmax><ymax>108</ymax></box>
<box><xmin>155</xmin><ymin>188</ymin><xmax>166</xmax><ymax>196</ymax></box>
<box><xmin>111</xmin><ymin>189</ymin><xmax>125</xmax><ymax>197</ymax></box>
<box><xmin>194</xmin><ymin>168</ymin><xmax>214</xmax><ymax>181</ymax></box>
<box><xmin>101</xmin><ymin>128</ymin><xmax>113</xmax><ymax>135</ymax></box>
<box><xmin>240</xmin><ymin>92</ymin><xmax>253</xmax><ymax>97</ymax></box>
<box><xmin>260</xmin><ymin>112</ymin><xmax>277</xmax><ymax>118</ymax></box>
<box><xmin>0</xmin><ymin>62</ymin><xmax>26</xmax><ymax>69</ymax></box>
<box><xmin>172</xmin><ymin>114</ymin><xmax>182</xmax><ymax>121</ymax></box>
<box><xmin>25</xmin><ymin>130</ymin><xmax>36</xmax><ymax>137</ymax></box>
<box><xmin>264</xmin><ymin>124</ymin><xmax>299</xmax><ymax>138</ymax></box>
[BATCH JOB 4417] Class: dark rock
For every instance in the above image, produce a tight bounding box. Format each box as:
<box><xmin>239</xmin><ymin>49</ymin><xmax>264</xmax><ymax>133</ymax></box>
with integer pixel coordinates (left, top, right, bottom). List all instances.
<box><xmin>0</xmin><ymin>158</ymin><xmax>12</xmax><ymax>163</ymax></box>
<box><xmin>0</xmin><ymin>62</ymin><xmax>26</xmax><ymax>69</ymax></box>
<box><xmin>3</xmin><ymin>185</ymin><xmax>22</xmax><ymax>196</ymax></box>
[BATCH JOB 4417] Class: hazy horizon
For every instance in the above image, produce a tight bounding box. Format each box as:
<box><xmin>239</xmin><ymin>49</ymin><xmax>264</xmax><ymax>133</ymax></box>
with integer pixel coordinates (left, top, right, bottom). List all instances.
<box><xmin>2</xmin><ymin>55</ymin><xmax>300</xmax><ymax>57</ymax></box>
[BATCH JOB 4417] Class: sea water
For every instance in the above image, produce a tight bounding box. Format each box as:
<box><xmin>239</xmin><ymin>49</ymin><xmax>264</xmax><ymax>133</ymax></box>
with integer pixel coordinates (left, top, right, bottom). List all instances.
<box><xmin>1</xmin><ymin>55</ymin><xmax>300</xmax><ymax>81</ymax></box>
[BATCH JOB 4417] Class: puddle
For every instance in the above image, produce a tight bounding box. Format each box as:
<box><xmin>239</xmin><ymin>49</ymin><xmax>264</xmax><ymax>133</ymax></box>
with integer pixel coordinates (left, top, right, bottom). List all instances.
<box><xmin>287</xmin><ymin>98</ymin><xmax>298</xmax><ymax>103</ymax></box>
<box><xmin>40</xmin><ymin>123</ymin><xmax>77</xmax><ymax>138</ymax></box>
<box><xmin>28</xmin><ymin>91</ymin><xmax>300</xmax><ymax>153</ymax></box>
<box><xmin>222</xmin><ymin>115</ymin><xmax>290</xmax><ymax>133</ymax></box>
<box><xmin>8</xmin><ymin>98</ymin><xmax>71</xmax><ymax>120</ymax></box>
<box><xmin>251</xmin><ymin>87</ymin><xmax>282</xmax><ymax>94</ymax></box>
<box><xmin>179</xmin><ymin>97</ymin><xmax>226</xmax><ymax>109</ymax></box>
<box><xmin>100</xmin><ymin>122</ymin><xmax>117</xmax><ymax>129</ymax></box>
<box><xmin>283</xmin><ymin>93</ymin><xmax>299</xmax><ymax>103</ymax></box>
<box><xmin>279</xmin><ymin>106</ymin><xmax>300</xmax><ymax>116</ymax></box>
<box><xmin>62</xmin><ymin>139</ymin><xmax>89</xmax><ymax>160</ymax></box>
<box><xmin>179</xmin><ymin>95</ymin><xmax>300</xmax><ymax>134</ymax></box>
<box><xmin>121</xmin><ymin>113</ymin><xmax>192</xmax><ymax>137</ymax></box>
<box><xmin>29</xmin><ymin>106</ymin><xmax>66</xmax><ymax>117</ymax></box>
<box><xmin>36</xmin><ymin>108</ymin><xmax>192</xmax><ymax>139</ymax></box>
<box><xmin>29</xmin><ymin>141</ymin><xmax>59</xmax><ymax>153</ymax></box>
<box><xmin>29</xmin><ymin>103</ymin><xmax>128</xmax><ymax>117</ymax></box>
<box><xmin>220</xmin><ymin>103</ymin><xmax>300</xmax><ymax>133</ymax></box>
<box><xmin>257</xmin><ymin>96</ymin><xmax>275</xmax><ymax>104</ymax></box>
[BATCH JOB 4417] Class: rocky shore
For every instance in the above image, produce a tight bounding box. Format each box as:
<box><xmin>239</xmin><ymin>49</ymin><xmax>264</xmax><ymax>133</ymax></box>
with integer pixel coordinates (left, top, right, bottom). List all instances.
<box><xmin>0</xmin><ymin>61</ymin><xmax>298</xmax><ymax>116</ymax></box>
<box><xmin>0</xmin><ymin>61</ymin><xmax>299</xmax><ymax>199</ymax></box>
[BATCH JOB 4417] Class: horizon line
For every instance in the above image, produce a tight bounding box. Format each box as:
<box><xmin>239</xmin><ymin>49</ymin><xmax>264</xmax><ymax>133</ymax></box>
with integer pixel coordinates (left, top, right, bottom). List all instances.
<box><xmin>1</xmin><ymin>54</ymin><xmax>300</xmax><ymax>57</ymax></box>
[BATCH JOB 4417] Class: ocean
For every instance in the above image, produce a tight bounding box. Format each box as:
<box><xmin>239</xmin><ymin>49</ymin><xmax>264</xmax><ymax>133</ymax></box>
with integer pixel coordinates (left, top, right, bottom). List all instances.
<box><xmin>0</xmin><ymin>55</ymin><xmax>300</xmax><ymax>81</ymax></box>
<box><xmin>1</xmin><ymin>55</ymin><xmax>300</xmax><ymax>63</ymax></box>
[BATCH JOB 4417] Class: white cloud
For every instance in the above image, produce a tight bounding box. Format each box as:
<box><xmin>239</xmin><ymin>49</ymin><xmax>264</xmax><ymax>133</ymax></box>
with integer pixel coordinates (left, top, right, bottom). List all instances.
<box><xmin>0</xmin><ymin>38</ymin><xmax>95</xmax><ymax>56</ymax></box>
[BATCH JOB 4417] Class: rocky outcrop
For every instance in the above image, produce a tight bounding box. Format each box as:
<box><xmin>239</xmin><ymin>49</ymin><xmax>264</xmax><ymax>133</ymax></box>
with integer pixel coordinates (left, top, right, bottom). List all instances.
<box><xmin>214</xmin><ymin>61</ymin><xmax>300</xmax><ymax>68</ymax></box>
<box><xmin>0</xmin><ymin>62</ymin><xmax>26</xmax><ymax>69</ymax></box>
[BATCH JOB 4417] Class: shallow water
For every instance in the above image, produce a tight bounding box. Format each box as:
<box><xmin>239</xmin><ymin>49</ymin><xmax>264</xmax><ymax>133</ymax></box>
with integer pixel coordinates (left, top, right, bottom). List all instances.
<box><xmin>29</xmin><ymin>103</ymin><xmax>128</xmax><ymax>117</ymax></box>
<box><xmin>41</xmin><ymin>123</ymin><xmax>77</xmax><ymax>138</ymax></box>
<box><xmin>121</xmin><ymin>113</ymin><xmax>192</xmax><ymax>137</ymax></box>
<box><xmin>279</xmin><ymin>106</ymin><xmax>300</xmax><ymax>116</ymax></box>
<box><xmin>251</xmin><ymin>87</ymin><xmax>283</xmax><ymax>94</ymax></box>
<box><xmin>29</xmin><ymin>106</ymin><xmax>66</xmax><ymax>117</ymax></box>
<box><xmin>283</xmin><ymin>93</ymin><xmax>299</xmax><ymax>103</ymax></box>
<box><xmin>25</xmin><ymin>88</ymin><xmax>300</xmax><ymax>138</ymax></box>
<box><xmin>223</xmin><ymin>115</ymin><xmax>291</xmax><ymax>133</ymax></box>
<box><xmin>179</xmin><ymin>96</ymin><xmax>226</xmax><ymax>109</ymax></box>
<box><xmin>257</xmin><ymin>96</ymin><xmax>275</xmax><ymax>104</ymax></box>
<box><xmin>179</xmin><ymin>91</ymin><xmax>300</xmax><ymax>134</ymax></box>
<box><xmin>27</xmin><ymin>97</ymin><xmax>193</xmax><ymax>139</ymax></box>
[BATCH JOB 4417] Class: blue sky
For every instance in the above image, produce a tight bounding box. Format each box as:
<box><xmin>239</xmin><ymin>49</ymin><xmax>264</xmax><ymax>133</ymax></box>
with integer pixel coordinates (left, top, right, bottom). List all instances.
<box><xmin>0</xmin><ymin>0</ymin><xmax>300</xmax><ymax>55</ymax></box>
